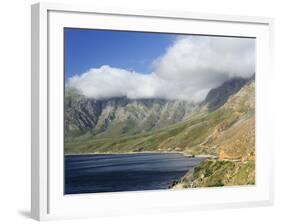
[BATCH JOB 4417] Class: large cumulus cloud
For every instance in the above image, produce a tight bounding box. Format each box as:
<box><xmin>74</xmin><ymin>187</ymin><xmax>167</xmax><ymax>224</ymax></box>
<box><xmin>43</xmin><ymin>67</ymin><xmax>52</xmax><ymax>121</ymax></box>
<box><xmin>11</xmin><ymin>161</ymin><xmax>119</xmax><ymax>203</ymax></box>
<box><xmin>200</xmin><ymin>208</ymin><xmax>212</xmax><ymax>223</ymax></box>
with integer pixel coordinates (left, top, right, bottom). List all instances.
<box><xmin>67</xmin><ymin>35</ymin><xmax>255</xmax><ymax>102</ymax></box>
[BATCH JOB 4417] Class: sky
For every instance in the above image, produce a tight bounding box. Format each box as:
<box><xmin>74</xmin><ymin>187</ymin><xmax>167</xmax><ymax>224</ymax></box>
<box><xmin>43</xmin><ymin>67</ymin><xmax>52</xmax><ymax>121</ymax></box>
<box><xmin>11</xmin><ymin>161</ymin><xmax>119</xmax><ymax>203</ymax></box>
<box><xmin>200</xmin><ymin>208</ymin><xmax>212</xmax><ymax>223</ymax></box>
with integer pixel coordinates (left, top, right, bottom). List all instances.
<box><xmin>64</xmin><ymin>28</ymin><xmax>176</xmax><ymax>78</ymax></box>
<box><xmin>65</xmin><ymin>28</ymin><xmax>255</xmax><ymax>102</ymax></box>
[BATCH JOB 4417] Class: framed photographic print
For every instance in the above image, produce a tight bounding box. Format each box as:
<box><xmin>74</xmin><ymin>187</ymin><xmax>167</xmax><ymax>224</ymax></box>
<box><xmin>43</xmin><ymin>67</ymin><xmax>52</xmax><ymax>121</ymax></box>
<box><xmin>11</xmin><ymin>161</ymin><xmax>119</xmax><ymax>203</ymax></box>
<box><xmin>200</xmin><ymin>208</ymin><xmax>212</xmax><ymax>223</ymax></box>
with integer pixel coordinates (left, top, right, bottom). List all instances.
<box><xmin>31</xmin><ymin>2</ymin><xmax>274</xmax><ymax>221</ymax></box>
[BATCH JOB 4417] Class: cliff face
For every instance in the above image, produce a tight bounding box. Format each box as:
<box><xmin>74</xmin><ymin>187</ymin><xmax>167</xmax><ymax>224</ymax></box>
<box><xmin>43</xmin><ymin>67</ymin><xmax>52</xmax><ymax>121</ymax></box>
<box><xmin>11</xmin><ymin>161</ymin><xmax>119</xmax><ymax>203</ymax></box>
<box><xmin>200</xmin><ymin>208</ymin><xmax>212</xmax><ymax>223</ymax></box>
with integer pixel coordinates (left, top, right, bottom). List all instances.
<box><xmin>65</xmin><ymin>88</ymin><xmax>196</xmax><ymax>139</ymax></box>
<box><xmin>203</xmin><ymin>77</ymin><xmax>250</xmax><ymax>111</ymax></box>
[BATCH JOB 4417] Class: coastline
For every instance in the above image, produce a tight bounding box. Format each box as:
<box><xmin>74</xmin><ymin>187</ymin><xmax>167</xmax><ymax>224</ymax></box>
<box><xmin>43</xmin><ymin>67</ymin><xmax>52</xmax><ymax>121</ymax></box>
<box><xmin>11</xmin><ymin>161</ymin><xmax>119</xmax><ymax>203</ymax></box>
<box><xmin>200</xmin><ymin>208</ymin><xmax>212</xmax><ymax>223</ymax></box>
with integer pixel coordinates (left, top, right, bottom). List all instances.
<box><xmin>64</xmin><ymin>150</ymin><xmax>217</xmax><ymax>159</ymax></box>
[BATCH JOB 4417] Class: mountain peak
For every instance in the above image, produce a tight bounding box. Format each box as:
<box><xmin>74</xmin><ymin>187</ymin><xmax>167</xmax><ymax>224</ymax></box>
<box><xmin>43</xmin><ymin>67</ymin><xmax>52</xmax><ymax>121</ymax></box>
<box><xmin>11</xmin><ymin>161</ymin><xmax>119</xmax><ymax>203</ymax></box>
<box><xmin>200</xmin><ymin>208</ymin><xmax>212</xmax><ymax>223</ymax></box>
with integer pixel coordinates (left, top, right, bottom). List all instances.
<box><xmin>203</xmin><ymin>76</ymin><xmax>253</xmax><ymax>111</ymax></box>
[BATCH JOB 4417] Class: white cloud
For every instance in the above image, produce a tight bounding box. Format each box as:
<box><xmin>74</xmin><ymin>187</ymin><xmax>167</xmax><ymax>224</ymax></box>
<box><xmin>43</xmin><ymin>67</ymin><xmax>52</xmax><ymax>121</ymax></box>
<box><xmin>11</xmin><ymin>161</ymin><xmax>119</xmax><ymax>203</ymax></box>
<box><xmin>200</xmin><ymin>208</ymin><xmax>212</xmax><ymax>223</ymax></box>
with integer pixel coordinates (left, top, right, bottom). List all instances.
<box><xmin>67</xmin><ymin>35</ymin><xmax>255</xmax><ymax>102</ymax></box>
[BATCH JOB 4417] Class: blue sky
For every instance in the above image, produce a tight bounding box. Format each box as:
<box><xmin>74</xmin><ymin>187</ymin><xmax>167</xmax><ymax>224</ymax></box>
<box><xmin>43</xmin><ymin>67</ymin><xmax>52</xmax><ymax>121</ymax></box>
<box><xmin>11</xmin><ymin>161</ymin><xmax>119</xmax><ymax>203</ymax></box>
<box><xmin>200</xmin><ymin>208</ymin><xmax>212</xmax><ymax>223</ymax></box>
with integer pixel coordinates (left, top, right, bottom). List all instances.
<box><xmin>64</xmin><ymin>28</ymin><xmax>177</xmax><ymax>78</ymax></box>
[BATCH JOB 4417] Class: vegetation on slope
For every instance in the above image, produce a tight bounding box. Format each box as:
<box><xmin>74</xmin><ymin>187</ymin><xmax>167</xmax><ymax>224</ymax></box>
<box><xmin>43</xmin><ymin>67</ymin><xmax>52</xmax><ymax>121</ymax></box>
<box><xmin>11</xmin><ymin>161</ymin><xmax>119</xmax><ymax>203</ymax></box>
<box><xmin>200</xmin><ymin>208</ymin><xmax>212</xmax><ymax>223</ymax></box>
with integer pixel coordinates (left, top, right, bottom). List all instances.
<box><xmin>64</xmin><ymin>108</ymin><xmax>231</xmax><ymax>154</ymax></box>
<box><xmin>172</xmin><ymin>160</ymin><xmax>255</xmax><ymax>188</ymax></box>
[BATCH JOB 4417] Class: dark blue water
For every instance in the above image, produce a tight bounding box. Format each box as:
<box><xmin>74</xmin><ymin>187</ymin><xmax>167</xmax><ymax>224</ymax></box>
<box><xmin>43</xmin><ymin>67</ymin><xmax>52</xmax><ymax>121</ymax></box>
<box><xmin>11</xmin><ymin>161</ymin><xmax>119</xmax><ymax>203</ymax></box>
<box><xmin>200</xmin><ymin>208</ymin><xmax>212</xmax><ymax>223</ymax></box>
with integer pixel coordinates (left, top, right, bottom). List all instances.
<box><xmin>65</xmin><ymin>153</ymin><xmax>205</xmax><ymax>194</ymax></box>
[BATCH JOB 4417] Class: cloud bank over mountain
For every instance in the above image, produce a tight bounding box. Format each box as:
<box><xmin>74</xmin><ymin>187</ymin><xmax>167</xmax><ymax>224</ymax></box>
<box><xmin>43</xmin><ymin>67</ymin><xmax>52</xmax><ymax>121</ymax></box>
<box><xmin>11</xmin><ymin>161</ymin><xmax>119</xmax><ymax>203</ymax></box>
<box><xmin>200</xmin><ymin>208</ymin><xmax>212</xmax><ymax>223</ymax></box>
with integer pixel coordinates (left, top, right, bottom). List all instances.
<box><xmin>67</xmin><ymin>35</ymin><xmax>255</xmax><ymax>102</ymax></box>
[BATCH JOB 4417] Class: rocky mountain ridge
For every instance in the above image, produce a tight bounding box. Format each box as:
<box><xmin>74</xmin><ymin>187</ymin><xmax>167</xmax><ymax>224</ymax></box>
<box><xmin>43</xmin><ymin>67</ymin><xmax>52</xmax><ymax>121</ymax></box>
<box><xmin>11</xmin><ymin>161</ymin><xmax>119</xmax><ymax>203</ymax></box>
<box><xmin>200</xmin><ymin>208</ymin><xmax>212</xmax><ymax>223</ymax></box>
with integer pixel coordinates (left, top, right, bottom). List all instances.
<box><xmin>65</xmin><ymin>76</ymin><xmax>254</xmax><ymax>156</ymax></box>
<box><xmin>65</xmin><ymin>76</ymin><xmax>252</xmax><ymax>139</ymax></box>
<box><xmin>65</xmin><ymin>89</ymin><xmax>197</xmax><ymax>138</ymax></box>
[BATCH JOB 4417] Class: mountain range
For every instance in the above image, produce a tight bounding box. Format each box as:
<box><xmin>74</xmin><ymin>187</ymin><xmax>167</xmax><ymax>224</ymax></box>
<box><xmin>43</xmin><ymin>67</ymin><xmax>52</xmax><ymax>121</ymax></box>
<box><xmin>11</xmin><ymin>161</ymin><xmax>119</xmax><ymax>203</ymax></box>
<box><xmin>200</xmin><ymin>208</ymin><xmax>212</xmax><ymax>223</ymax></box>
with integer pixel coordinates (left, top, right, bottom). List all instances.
<box><xmin>65</xmin><ymin>76</ymin><xmax>252</xmax><ymax>138</ymax></box>
<box><xmin>65</xmin><ymin>90</ymin><xmax>196</xmax><ymax>139</ymax></box>
<box><xmin>65</xmin><ymin>75</ymin><xmax>254</xmax><ymax>156</ymax></box>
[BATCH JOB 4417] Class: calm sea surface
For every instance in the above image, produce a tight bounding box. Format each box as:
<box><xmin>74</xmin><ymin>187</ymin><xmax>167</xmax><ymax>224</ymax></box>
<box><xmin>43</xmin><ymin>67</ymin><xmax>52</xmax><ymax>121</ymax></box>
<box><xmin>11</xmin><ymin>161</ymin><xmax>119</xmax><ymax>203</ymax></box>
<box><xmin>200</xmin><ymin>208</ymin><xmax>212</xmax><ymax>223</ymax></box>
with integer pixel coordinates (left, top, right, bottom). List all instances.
<box><xmin>65</xmin><ymin>153</ymin><xmax>205</xmax><ymax>194</ymax></box>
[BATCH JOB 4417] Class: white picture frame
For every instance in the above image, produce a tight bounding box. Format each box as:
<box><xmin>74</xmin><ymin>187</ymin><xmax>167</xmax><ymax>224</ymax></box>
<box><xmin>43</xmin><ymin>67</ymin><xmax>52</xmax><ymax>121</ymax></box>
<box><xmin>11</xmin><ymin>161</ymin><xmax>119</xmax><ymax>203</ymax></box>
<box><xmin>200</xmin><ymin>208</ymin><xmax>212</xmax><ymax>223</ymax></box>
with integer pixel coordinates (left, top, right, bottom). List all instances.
<box><xmin>31</xmin><ymin>2</ymin><xmax>275</xmax><ymax>221</ymax></box>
